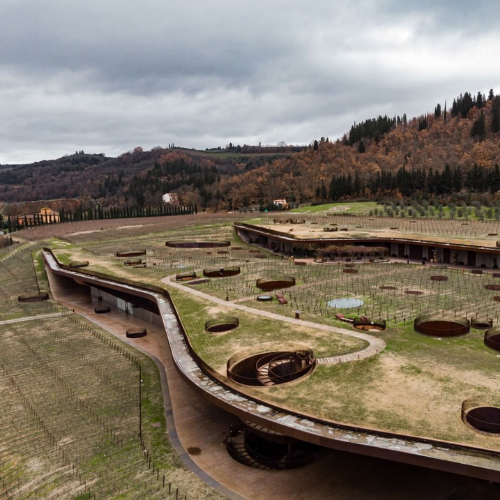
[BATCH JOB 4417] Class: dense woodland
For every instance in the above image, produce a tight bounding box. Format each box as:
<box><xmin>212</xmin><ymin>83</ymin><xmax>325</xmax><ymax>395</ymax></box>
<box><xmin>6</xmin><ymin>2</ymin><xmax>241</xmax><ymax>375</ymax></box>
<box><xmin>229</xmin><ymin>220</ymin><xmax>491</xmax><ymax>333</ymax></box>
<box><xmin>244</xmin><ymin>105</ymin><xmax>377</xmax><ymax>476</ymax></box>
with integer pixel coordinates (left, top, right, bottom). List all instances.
<box><xmin>1</xmin><ymin>89</ymin><xmax>500</xmax><ymax>213</ymax></box>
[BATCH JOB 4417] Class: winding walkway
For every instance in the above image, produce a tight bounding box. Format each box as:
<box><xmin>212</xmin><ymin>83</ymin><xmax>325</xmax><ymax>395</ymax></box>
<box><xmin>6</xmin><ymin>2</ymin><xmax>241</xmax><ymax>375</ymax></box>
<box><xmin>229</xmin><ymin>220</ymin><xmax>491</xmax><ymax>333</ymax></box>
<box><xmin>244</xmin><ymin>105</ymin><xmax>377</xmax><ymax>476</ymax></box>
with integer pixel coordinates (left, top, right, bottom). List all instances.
<box><xmin>162</xmin><ymin>274</ymin><xmax>386</xmax><ymax>365</ymax></box>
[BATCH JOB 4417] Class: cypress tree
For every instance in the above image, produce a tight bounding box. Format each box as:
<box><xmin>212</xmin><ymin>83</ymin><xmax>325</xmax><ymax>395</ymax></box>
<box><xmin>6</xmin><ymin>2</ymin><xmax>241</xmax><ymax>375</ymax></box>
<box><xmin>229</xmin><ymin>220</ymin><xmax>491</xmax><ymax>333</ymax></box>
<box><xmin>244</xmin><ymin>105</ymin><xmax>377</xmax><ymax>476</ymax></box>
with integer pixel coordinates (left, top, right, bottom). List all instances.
<box><xmin>471</xmin><ymin>110</ymin><xmax>486</xmax><ymax>140</ymax></box>
<box><xmin>491</xmin><ymin>97</ymin><xmax>500</xmax><ymax>133</ymax></box>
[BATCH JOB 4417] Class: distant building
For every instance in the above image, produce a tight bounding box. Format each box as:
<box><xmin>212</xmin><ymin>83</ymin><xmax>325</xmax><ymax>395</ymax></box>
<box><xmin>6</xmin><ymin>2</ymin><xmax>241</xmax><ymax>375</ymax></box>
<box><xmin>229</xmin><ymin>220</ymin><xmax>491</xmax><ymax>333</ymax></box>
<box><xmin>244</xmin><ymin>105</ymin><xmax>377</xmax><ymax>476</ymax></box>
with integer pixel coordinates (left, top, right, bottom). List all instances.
<box><xmin>17</xmin><ymin>207</ymin><xmax>60</xmax><ymax>226</ymax></box>
<box><xmin>40</xmin><ymin>207</ymin><xmax>60</xmax><ymax>223</ymax></box>
<box><xmin>273</xmin><ymin>199</ymin><xmax>288</xmax><ymax>209</ymax></box>
<box><xmin>162</xmin><ymin>193</ymin><xmax>179</xmax><ymax>205</ymax></box>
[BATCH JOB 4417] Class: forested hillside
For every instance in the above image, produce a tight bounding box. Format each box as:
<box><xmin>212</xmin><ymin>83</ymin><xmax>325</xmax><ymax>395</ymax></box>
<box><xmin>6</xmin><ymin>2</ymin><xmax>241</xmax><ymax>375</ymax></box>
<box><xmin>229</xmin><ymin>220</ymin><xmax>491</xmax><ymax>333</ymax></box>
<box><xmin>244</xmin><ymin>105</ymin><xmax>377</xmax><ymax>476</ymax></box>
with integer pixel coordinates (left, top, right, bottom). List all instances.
<box><xmin>0</xmin><ymin>147</ymin><xmax>287</xmax><ymax>209</ymax></box>
<box><xmin>216</xmin><ymin>90</ymin><xmax>500</xmax><ymax>209</ymax></box>
<box><xmin>2</xmin><ymin>90</ymin><xmax>500</xmax><ymax>212</ymax></box>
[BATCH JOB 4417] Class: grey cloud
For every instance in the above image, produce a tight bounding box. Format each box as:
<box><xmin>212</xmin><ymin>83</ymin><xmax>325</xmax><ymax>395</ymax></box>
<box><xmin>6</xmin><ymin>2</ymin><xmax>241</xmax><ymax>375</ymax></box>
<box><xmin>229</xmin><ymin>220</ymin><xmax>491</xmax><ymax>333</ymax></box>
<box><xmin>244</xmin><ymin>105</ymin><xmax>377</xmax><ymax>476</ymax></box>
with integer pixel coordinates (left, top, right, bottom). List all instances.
<box><xmin>0</xmin><ymin>0</ymin><xmax>499</xmax><ymax>163</ymax></box>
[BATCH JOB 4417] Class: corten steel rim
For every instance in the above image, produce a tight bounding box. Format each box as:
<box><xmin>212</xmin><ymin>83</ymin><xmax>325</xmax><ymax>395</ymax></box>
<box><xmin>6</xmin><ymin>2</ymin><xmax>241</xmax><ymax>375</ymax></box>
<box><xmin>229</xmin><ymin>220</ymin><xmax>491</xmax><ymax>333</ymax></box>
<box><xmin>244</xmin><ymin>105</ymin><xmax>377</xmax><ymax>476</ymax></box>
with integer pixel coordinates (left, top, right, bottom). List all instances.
<box><xmin>462</xmin><ymin>399</ymin><xmax>500</xmax><ymax>434</ymax></box>
<box><xmin>494</xmin><ymin>296</ymin><xmax>500</xmax><ymax>302</ymax></box>
<box><xmin>484</xmin><ymin>327</ymin><xmax>500</xmax><ymax>352</ymax></box>
<box><xmin>488</xmin><ymin>233</ymin><xmax>498</xmax><ymax>236</ymax></box>
<box><xmin>126</xmin><ymin>328</ymin><xmax>147</xmax><ymax>338</ymax></box>
<box><xmin>471</xmin><ymin>270</ymin><xmax>483</xmax><ymax>274</ymax></box>
<box><xmin>405</xmin><ymin>290</ymin><xmax>424</xmax><ymax>295</ymax></box>
<box><xmin>217</xmin><ymin>250</ymin><xmax>230</xmax><ymax>254</ymax></box>
<box><xmin>342</xmin><ymin>268</ymin><xmax>358</xmax><ymax>274</ymax></box>
<box><xmin>430</xmin><ymin>276</ymin><xmax>448</xmax><ymax>281</ymax></box>
<box><xmin>68</xmin><ymin>260</ymin><xmax>89</xmax><ymax>268</ymax></box>
<box><xmin>124</xmin><ymin>259</ymin><xmax>143</xmax><ymax>266</ymax></box>
<box><xmin>94</xmin><ymin>305</ymin><xmax>111</xmax><ymax>314</ymax></box>
<box><xmin>18</xmin><ymin>292</ymin><xmax>49</xmax><ymax>302</ymax></box>
<box><xmin>256</xmin><ymin>277</ymin><xmax>296</xmax><ymax>291</ymax></box>
<box><xmin>115</xmin><ymin>250</ymin><xmax>146</xmax><ymax>257</ymax></box>
<box><xmin>176</xmin><ymin>271</ymin><xmax>197</xmax><ymax>281</ymax></box>
<box><xmin>471</xmin><ymin>318</ymin><xmax>493</xmax><ymax>330</ymax></box>
<box><xmin>414</xmin><ymin>315</ymin><xmax>470</xmax><ymax>337</ymax></box>
<box><xmin>203</xmin><ymin>267</ymin><xmax>241</xmax><ymax>278</ymax></box>
<box><xmin>227</xmin><ymin>349</ymin><xmax>315</xmax><ymax>387</ymax></box>
<box><xmin>379</xmin><ymin>286</ymin><xmax>397</xmax><ymax>290</ymax></box>
<box><xmin>353</xmin><ymin>318</ymin><xmax>386</xmax><ymax>332</ymax></box>
<box><xmin>165</xmin><ymin>240</ymin><xmax>230</xmax><ymax>248</ymax></box>
<box><xmin>205</xmin><ymin>317</ymin><xmax>239</xmax><ymax>333</ymax></box>
<box><xmin>485</xmin><ymin>284</ymin><xmax>500</xmax><ymax>291</ymax></box>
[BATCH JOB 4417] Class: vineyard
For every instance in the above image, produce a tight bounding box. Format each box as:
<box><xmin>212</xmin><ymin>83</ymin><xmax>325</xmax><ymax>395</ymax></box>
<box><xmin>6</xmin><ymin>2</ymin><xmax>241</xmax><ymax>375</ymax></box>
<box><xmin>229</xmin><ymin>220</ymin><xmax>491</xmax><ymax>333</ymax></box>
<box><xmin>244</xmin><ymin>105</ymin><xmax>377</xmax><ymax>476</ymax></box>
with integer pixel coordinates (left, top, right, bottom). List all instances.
<box><xmin>0</xmin><ymin>244</ymin><xmax>217</xmax><ymax>499</ymax></box>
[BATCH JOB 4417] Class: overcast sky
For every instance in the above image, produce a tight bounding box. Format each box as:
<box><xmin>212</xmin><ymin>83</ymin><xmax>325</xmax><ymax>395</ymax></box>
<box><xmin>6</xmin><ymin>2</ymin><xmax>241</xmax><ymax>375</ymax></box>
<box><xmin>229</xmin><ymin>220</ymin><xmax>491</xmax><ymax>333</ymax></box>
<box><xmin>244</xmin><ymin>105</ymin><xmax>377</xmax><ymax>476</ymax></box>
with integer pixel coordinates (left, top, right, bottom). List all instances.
<box><xmin>0</xmin><ymin>0</ymin><xmax>499</xmax><ymax>164</ymax></box>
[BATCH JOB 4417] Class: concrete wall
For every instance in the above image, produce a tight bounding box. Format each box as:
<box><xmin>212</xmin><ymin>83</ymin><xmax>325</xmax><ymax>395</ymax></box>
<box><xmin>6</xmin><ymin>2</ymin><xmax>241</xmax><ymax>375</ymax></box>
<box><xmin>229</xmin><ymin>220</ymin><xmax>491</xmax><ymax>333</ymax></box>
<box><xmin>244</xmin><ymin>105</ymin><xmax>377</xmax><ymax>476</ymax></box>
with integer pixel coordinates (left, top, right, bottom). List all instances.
<box><xmin>91</xmin><ymin>286</ymin><xmax>163</xmax><ymax>327</ymax></box>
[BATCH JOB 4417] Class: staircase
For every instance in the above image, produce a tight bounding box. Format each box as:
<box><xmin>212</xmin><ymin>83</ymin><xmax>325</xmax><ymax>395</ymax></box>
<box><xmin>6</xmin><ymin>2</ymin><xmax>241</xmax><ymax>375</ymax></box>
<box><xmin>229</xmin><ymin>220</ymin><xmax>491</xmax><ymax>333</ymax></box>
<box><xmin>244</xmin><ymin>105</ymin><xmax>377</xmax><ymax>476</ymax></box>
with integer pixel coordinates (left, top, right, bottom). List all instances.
<box><xmin>256</xmin><ymin>358</ymin><xmax>292</xmax><ymax>386</ymax></box>
<box><xmin>226</xmin><ymin>434</ymin><xmax>281</xmax><ymax>470</ymax></box>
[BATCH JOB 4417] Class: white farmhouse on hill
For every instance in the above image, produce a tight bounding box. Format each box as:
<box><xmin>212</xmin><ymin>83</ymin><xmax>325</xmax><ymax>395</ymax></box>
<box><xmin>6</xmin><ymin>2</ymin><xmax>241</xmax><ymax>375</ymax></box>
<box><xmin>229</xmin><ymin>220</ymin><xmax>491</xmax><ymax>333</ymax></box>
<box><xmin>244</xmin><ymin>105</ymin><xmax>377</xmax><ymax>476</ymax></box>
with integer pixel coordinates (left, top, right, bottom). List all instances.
<box><xmin>162</xmin><ymin>193</ymin><xmax>179</xmax><ymax>205</ymax></box>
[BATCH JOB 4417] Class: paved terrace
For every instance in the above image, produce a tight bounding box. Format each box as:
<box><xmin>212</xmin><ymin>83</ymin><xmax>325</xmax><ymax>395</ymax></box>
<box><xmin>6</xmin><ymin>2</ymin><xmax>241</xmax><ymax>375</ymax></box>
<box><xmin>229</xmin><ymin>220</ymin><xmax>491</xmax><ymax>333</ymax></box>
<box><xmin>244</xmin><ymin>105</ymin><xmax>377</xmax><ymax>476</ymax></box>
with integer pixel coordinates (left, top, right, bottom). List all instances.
<box><xmin>43</xmin><ymin>250</ymin><xmax>500</xmax><ymax>485</ymax></box>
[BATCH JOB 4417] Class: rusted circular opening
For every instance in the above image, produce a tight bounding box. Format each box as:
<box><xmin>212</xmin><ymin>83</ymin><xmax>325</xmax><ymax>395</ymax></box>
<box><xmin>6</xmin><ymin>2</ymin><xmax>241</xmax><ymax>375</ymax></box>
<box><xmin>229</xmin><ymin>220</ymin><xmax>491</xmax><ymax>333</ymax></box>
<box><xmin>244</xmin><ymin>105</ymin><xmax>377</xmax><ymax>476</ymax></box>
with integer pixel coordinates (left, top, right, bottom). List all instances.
<box><xmin>94</xmin><ymin>305</ymin><xmax>110</xmax><ymax>314</ymax></box>
<box><xmin>205</xmin><ymin>317</ymin><xmax>239</xmax><ymax>333</ymax></box>
<box><xmin>414</xmin><ymin>316</ymin><xmax>470</xmax><ymax>337</ymax></box>
<box><xmin>488</xmin><ymin>233</ymin><xmax>498</xmax><ymax>236</ymax></box>
<box><xmin>18</xmin><ymin>292</ymin><xmax>49</xmax><ymax>302</ymax></box>
<box><xmin>430</xmin><ymin>275</ymin><xmax>448</xmax><ymax>281</ymax></box>
<box><xmin>227</xmin><ymin>349</ymin><xmax>315</xmax><ymax>387</ymax></box>
<box><xmin>166</xmin><ymin>240</ymin><xmax>230</xmax><ymax>248</ymax></box>
<box><xmin>353</xmin><ymin>318</ymin><xmax>386</xmax><ymax>332</ymax></box>
<box><xmin>485</xmin><ymin>284</ymin><xmax>500</xmax><ymax>291</ymax></box>
<box><xmin>471</xmin><ymin>270</ymin><xmax>483</xmax><ymax>275</ymax></box>
<box><xmin>203</xmin><ymin>267</ymin><xmax>241</xmax><ymax>278</ymax></box>
<box><xmin>115</xmin><ymin>250</ymin><xmax>146</xmax><ymax>257</ymax></box>
<box><xmin>493</xmin><ymin>296</ymin><xmax>500</xmax><ymax>302</ymax></box>
<box><xmin>405</xmin><ymin>290</ymin><xmax>424</xmax><ymax>295</ymax></box>
<box><xmin>484</xmin><ymin>327</ymin><xmax>500</xmax><ymax>352</ymax></box>
<box><xmin>342</xmin><ymin>268</ymin><xmax>358</xmax><ymax>274</ymax></box>
<box><xmin>379</xmin><ymin>286</ymin><xmax>397</xmax><ymax>290</ymax></box>
<box><xmin>176</xmin><ymin>271</ymin><xmax>197</xmax><ymax>281</ymax></box>
<box><xmin>68</xmin><ymin>260</ymin><xmax>89</xmax><ymax>268</ymax></box>
<box><xmin>464</xmin><ymin>406</ymin><xmax>500</xmax><ymax>434</ymax></box>
<box><xmin>124</xmin><ymin>259</ymin><xmax>143</xmax><ymax>266</ymax></box>
<box><xmin>126</xmin><ymin>328</ymin><xmax>147</xmax><ymax>338</ymax></box>
<box><xmin>256</xmin><ymin>277</ymin><xmax>295</xmax><ymax>291</ymax></box>
<box><xmin>471</xmin><ymin>318</ymin><xmax>492</xmax><ymax>330</ymax></box>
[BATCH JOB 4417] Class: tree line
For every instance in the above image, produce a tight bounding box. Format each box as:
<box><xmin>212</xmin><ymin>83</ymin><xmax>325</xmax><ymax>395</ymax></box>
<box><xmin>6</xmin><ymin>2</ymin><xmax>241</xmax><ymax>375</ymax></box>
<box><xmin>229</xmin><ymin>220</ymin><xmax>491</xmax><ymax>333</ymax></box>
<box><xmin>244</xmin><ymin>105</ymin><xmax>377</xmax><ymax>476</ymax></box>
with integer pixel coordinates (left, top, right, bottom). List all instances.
<box><xmin>0</xmin><ymin>203</ymin><xmax>196</xmax><ymax>233</ymax></box>
<box><xmin>328</xmin><ymin>163</ymin><xmax>500</xmax><ymax>200</ymax></box>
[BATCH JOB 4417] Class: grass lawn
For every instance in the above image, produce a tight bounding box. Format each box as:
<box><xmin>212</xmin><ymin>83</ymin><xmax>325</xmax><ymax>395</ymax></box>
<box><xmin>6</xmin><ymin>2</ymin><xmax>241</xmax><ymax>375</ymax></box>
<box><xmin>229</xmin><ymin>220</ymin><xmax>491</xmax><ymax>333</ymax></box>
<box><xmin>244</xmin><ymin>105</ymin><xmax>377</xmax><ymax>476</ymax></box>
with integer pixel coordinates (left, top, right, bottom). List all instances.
<box><xmin>292</xmin><ymin>201</ymin><xmax>377</xmax><ymax>214</ymax></box>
